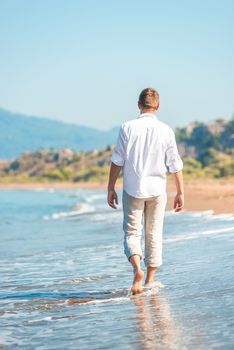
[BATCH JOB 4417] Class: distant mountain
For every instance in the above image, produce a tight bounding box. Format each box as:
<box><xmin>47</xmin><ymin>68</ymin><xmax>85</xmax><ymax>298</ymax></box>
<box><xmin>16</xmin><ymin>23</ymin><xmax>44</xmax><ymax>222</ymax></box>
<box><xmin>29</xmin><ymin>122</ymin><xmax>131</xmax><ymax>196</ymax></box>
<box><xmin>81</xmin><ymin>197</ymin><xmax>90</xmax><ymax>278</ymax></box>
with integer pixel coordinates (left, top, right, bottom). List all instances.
<box><xmin>0</xmin><ymin>110</ymin><xmax>233</xmax><ymax>180</ymax></box>
<box><xmin>0</xmin><ymin>108</ymin><xmax>119</xmax><ymax>160</ymax></box>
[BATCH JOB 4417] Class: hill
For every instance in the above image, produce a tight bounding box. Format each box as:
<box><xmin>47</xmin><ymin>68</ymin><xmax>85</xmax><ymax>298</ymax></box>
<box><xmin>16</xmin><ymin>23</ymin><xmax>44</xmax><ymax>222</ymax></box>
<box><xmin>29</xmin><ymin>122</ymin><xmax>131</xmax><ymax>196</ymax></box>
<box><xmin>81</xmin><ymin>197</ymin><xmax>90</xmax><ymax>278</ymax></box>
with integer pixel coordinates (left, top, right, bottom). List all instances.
<box><xmin>0</xmin><ymin>108</ymin><xmax>119</xmax><ymax>160</ymax></box>
<box><xmin>0</xmin><ymin>147</ymin><xmax>115</xmax><ymax>183</ymax></box>
<box><xmin>0</xmin><ymin>110</ymin><xmax>233</xmax><ymax>181</ymax></box>
<box><xmin>175</xmin><ymin>117</ymin><xmax>234</xmax><ymax>177</ymax></box>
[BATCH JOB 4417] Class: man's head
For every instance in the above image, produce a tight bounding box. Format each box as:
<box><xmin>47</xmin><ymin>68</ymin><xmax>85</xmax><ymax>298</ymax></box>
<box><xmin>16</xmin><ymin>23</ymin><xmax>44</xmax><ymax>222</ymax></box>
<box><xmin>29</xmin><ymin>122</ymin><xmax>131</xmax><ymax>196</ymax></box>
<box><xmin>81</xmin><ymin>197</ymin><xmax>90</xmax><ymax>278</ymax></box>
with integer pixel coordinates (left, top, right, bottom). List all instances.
<box><xmin>138</xmin><ymin>87</ymin><xmax>160</xmax><ymax>113</ymax></box>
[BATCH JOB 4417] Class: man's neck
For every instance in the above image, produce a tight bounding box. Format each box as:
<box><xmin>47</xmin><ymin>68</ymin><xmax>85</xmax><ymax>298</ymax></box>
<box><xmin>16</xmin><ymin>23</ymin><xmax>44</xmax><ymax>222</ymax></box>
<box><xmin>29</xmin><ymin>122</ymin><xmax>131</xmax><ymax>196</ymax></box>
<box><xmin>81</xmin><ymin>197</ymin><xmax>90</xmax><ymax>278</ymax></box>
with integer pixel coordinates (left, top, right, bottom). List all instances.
<box><xmin>140</xmin><ymin>108</ymin><xmax>156</xmax><ymax>114</ymax></box>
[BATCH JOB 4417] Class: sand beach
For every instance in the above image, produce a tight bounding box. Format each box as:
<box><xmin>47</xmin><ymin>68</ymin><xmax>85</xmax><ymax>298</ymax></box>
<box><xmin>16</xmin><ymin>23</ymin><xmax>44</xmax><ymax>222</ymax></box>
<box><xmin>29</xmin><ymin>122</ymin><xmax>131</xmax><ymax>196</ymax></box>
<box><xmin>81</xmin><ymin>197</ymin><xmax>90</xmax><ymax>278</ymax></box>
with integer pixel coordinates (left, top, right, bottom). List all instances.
<box><xmin>0</xmin><ymin>178</ymin><xmax>233</xmax><ymax>215</ymax></box>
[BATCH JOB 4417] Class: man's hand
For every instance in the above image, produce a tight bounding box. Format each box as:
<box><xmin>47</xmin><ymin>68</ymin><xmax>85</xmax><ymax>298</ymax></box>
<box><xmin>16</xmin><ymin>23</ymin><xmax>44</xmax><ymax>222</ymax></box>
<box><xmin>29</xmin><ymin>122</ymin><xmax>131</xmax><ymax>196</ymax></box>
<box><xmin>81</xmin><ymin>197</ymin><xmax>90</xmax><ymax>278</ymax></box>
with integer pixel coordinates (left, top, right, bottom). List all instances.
<box><xmin>173</xmin><ymin>193</ymin><xmax>184</xmax><ymax>212</ymax></box>
<box><xmin>107</xmin><ymin>162</ymin><xmax>122</xmax><ymax>209</ymax></box>
<box><xmin>107</xmin><ymin>189</ymin><xmax>118</xmax><ymax>209</ymax></box>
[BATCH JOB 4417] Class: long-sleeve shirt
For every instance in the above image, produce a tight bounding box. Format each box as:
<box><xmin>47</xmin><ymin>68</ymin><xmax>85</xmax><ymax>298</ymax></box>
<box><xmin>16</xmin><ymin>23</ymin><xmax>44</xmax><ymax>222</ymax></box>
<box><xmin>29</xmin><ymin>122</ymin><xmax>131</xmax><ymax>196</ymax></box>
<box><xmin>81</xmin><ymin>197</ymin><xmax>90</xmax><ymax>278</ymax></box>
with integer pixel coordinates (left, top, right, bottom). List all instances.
<box><xmin>110</xmin><ymin>112</ymin><xmax>183</xmax><ymax>198</ymax></box>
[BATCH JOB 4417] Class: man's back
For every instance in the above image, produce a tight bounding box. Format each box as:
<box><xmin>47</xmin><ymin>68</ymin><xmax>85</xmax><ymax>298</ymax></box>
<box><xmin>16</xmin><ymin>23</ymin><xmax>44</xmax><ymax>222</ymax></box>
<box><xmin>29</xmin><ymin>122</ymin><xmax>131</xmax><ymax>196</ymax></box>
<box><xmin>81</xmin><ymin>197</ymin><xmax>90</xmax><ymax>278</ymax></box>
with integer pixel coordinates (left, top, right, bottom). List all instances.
<box><xmin>111</xmin><ymin>112</ymin><xmax>183</xmax><ymax>198</ymax></box>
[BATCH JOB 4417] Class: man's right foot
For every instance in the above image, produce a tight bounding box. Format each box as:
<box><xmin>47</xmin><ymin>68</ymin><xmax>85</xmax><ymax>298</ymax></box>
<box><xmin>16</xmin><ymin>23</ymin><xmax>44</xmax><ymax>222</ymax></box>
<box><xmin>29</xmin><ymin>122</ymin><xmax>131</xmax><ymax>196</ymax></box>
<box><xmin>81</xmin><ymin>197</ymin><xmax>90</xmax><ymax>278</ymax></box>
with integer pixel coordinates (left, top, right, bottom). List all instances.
<box><xmin>144</xmin><ymin>279</ymin><xmax>155</xmax><ymax>288</ymax></box>
<box><xmin>144</xmin><ymin>280</ymin><xmax>165</xmax><ymax>288</ymax></box>
<box><xmin>131</xmin><ymin>268</ymin><xmax>144</xmax><ymax>295</ymax></box>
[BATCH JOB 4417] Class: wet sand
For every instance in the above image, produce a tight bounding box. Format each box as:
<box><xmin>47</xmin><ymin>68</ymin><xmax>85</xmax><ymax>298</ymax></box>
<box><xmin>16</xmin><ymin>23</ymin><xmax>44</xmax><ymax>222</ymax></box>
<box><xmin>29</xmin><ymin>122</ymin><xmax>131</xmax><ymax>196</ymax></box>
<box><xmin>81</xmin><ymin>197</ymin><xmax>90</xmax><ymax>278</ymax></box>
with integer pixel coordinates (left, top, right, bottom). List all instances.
<box><xmin>0</xmin><ymin>178</ymin><xmax>233</xmax><ymax>215</ymax></box>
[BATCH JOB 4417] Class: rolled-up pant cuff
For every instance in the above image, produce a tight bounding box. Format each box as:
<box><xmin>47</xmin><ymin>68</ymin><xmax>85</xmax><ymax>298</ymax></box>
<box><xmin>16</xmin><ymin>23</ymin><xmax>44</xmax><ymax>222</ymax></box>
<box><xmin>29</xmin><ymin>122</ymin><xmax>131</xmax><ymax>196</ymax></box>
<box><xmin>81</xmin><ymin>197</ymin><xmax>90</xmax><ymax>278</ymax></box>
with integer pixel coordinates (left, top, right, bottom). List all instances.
<box><xmin>144</xmin><ymin>258</ymin><xmax>162</xmax><ymax>268</ymax></box>
<box><xmin>125</xmin><ymin>251</ymin><xmax>143</xmax><ymax>262</ymax></box>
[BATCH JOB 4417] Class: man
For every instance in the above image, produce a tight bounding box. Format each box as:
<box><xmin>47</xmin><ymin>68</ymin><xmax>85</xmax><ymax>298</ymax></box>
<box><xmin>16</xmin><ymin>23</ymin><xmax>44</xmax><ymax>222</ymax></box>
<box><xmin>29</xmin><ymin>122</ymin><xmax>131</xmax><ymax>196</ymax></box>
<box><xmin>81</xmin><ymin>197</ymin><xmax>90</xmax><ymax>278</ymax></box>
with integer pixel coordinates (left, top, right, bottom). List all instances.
<box><xmin>107</xmin><ymin>87</ymin><xmax>184</xmax><ymax>294</ymax></box>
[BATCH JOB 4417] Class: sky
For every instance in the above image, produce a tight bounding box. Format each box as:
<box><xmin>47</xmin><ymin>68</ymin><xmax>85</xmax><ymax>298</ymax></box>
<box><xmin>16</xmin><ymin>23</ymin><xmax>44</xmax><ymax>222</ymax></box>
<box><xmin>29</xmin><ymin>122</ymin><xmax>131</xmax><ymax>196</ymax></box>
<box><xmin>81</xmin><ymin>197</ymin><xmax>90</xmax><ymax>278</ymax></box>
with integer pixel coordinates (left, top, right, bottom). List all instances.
<box><xmin>0</xmin><ymin>0</ymin><xmax>233</xmax><ymax>130</ymax></box>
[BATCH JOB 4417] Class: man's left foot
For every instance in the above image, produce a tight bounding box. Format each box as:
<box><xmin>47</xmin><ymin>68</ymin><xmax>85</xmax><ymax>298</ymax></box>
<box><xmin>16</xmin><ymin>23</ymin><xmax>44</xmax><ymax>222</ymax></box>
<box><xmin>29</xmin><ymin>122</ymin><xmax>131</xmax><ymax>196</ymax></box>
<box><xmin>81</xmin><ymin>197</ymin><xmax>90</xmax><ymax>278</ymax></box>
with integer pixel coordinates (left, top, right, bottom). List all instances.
<box><xmin>131</xmin><ymin>268</ymin><xmax>144</xmax><ymax>295</ymax></box>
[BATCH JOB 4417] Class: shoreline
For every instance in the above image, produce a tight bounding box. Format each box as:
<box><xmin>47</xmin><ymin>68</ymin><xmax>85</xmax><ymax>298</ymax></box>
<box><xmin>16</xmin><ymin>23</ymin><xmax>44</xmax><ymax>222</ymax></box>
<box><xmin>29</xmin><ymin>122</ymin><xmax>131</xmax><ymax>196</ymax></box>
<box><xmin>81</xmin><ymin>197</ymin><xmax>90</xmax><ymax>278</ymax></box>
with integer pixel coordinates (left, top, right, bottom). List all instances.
<box><xmin>0</xmin><ymin>179</ymin><xmax>233</xmax><ymax>215</ymax></box>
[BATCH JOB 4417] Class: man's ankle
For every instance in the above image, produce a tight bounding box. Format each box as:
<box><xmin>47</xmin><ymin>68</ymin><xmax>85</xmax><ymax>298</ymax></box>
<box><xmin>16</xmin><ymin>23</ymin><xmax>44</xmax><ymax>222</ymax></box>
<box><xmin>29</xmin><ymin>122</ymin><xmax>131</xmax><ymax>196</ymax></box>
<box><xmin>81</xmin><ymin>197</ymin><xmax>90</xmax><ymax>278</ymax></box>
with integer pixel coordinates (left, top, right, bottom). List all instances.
<box><xmin>133</xmin><ymin>266</ymin><xmax>142</xmax><ymax>273</ymax></box>
<box><xmin>145</xmin><ymin>276</ymin><xmax>155</xmax><ymax>282</ymax></box>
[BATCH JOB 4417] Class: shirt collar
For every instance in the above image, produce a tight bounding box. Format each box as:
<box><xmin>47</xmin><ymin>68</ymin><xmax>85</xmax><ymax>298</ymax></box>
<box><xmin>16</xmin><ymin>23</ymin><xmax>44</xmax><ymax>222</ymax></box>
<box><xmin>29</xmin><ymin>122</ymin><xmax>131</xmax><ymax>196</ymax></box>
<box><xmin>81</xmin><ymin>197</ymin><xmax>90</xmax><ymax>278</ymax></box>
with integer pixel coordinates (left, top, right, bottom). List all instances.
<box><xmin>138</xmin><ymin>112</ymin><xmax>158</xmax><ymax>120</ymax></box>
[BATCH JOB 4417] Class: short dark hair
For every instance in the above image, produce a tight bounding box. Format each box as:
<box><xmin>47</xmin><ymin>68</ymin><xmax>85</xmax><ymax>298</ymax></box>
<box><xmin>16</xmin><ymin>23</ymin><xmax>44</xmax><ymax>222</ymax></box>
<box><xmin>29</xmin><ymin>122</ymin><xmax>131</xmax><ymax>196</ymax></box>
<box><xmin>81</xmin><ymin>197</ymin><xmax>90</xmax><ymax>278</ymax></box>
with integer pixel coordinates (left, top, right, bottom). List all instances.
<box><xmin>138</xmin><ymin>88</ymin><xmax>159</xmax><ymax>109</ymax></box>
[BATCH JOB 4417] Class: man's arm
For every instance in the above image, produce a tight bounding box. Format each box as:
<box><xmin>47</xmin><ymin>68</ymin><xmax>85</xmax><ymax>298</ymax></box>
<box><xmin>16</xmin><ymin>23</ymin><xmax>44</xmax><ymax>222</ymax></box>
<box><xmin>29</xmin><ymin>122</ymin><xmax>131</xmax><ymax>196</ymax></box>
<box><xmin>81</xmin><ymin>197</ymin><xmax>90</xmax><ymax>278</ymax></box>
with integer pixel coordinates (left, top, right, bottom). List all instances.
<box><xmin>172</xmin><ymin>170</ymin><xmax>184</xmax><ymax>212</ymax></box>
<box><xmin>165</xmin><ymin>128</ymin><xmax>184</xmax><ymax>212</ymax></box>
<box><xmin>107</xmin><ymin>124</ymin><xmax>127</xmax><ymax>209</ymax></box>
<box><xmin>107</xmin><ymin>162</ymin><xmax>122</xmax><ymax>209</ymax></box>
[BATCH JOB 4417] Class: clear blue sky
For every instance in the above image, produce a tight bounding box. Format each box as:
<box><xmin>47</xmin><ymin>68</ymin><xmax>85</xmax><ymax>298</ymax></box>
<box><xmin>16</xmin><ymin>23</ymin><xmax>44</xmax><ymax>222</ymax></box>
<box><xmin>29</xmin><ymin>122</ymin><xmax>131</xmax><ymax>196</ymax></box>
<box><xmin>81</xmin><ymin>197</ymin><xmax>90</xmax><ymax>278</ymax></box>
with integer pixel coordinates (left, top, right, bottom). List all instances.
<box><xmin>0</xmin><ymin>0</ymin><xmax>233</xmax><ymax>130</ymax></box>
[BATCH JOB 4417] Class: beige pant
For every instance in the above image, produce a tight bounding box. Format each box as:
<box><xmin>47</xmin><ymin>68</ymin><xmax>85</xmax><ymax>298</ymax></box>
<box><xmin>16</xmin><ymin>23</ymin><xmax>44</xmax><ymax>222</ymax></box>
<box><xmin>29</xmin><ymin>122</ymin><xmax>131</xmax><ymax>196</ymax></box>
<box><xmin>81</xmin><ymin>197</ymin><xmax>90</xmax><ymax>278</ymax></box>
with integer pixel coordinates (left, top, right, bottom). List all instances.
<box><xmin>122</xmin><ymin>190</ymin><xmax>167</xmax><ymax>267</ymax></box>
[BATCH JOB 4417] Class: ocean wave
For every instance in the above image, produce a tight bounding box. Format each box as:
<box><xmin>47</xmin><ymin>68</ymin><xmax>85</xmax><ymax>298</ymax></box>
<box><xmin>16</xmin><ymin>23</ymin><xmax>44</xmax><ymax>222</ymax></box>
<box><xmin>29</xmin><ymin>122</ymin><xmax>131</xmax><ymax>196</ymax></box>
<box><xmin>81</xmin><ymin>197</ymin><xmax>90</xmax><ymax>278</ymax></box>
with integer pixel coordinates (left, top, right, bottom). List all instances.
<box><xmin>33</xmin><ymin>188</ymin><xmax>55</xmax><ymax>193</ymax></box>
<box><xmin>165</xmin><ymin>209</ymin><xmax>234</xmax><ymax>222</ymax></box>
<box><xmin>66</xmin><ymin>274</ymin><xmax>111</xmax><ymax>284</ymax></box>
<box><xmin>67</xmin><ymin>192</ymin><xmax>107</xmax><ymax>202</ymax></box>
<box><xmin>206</xmin><ymin>213</ymin><xmax>234</xmax><ymax>220</ymax></box>
<box><xmin>43</xmin><ymin>204</ymin><xmax>234</xmax><ymax>223</ymax></box>
<box><xmin>89</xmin><ymin>210</ymin><xmax>122</xmax><ymax>222</ymax></box>
<box><xmin>43</xmin><ymin>207</ymin><xmax>122</xmax><ymax>222</ymax></box>
<box><xmin>25</xmin><ymin>314</ymin><xmax>77</xmax><ymax>324</ymax></box>
<box><xmin>43</xmin><ymin>203</ymin><xmax>96</xmax><ymax>220</ymax></box>
<box><xmin>164</xmin><ymin>226</ymin><xmax>234</xmax><ymax>243</ymax></box>
<box><xmin>84</xmin><ymin>193</ymin><xmax>107</xmax><ymax>203</ymax></box>
<box><xmin>165</xmin><ymin>209</ymin><xmax>215</xmax><ymax>217</ymax></box>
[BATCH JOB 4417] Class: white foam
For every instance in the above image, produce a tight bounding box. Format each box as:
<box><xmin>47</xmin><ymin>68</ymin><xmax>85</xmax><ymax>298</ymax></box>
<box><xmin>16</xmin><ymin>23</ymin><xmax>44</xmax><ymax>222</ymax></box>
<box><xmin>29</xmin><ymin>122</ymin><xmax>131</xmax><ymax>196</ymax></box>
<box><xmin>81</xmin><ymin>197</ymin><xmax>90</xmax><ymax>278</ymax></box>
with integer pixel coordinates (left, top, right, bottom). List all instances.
<box><xmin>89</xmin><ymin>210</ymin><xmax>122</xmax><ymax>222</ymax></box>
<box><xmin>68</xmin><ymin>275</ymin><xmax>109</xmax><ymax>284</ymax></box>
<box><xmin>142</xmin><ymin>287</ymin><xmax>160</xmax><ymax>296</ymax></box>
<box><xmin>65</xmin><ymin>259</ymin><xmax>75</xmax><ymax>265</ymax></box>
<box><xmin>164</xmin><ymin>226</ymin><xmax>234</xmax><ymax>243</ymax></box>
<box><xmin>84</xmin><ymin>194</ymin><xmax>107</xmax><ymax>203</ymax></box>
<box><xmin>27</xmin><ymin>316</ymin><xmax>53</xmax><ymax>323</ymax></box>
<box><xmin>187</xmin><ymin>210</ymin><xmax>215</xmax><ymax>217</ymax></box>
<box><xmin>165</xmin><ymin>209</ymin><xmax>215</xmax><ymax>217</ymax></box>
<box><xmin>144</xmin><ymin>281</ymin><xmax>165</xmax><ymax>289</ymax></box>
<box><xmin>33</xmin><ymin>188</ymin><xmax>55</xmax><ymax>193</ymax></box>
<box><xmin>84</xmin><ymin>295</ymin><xmax>130</xmax><ymax>305</ymax></box>
<box><xmin>43</xmin><ymin>203</ymin><xmax>96</xmax><ymax>220</ymax></box>
<box><xmin>72</xmin><ymin>202</ymin><xmax>96</xmax><ymax>212</ymax></box>
<box><xmin>206</xmin><ymin>213</ymin><xmax>234</xmax><ymax>220</ymax></box>
<box><xmin>202</xmin><ymin>227</ymin><xmax>234</xmax><ymax>235</ymax></box>
<box><xmin>63</xmin><ymin>285</ymin><xmax>162</xmax><ymax>307</ymax></box>
<box><xmin>166</xmin><ymin>209</ymin><xmax>234</xmax><ymax>220</ymax></box>
<box><xmin>85</xmin><ymin>286</ymin><xmax>161</xmax><ymax>305</ymax></box>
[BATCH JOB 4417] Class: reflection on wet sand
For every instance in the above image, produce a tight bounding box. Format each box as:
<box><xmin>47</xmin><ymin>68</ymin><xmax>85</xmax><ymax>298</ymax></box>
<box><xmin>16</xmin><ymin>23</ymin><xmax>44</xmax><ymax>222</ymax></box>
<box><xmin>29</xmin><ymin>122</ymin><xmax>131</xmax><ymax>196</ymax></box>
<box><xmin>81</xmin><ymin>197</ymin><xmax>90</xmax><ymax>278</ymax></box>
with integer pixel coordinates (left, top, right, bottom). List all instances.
<box><xmin>133</xmin><ymin>291</ymin><xmax>182</xmax><ymax>350</ymax></box>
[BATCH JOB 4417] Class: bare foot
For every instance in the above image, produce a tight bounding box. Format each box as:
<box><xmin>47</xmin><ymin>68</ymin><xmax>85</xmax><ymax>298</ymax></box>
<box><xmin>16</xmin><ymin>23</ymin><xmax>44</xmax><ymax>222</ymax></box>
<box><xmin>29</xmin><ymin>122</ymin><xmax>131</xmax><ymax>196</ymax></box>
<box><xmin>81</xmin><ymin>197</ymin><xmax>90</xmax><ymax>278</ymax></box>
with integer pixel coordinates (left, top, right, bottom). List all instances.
<box><xmin>144</xmin><ymin>280</ymin><xmax>165</xmax><ymax>288</ymax></box>
<box><xmin>144</xmin><ymin>279</ymin><xmax>154</xmax><ymax>288</ymax></box>
<box><xmin>131</xmin><ymin>268</ymin><xmax>144</xmax><ymax>295</ymax></box>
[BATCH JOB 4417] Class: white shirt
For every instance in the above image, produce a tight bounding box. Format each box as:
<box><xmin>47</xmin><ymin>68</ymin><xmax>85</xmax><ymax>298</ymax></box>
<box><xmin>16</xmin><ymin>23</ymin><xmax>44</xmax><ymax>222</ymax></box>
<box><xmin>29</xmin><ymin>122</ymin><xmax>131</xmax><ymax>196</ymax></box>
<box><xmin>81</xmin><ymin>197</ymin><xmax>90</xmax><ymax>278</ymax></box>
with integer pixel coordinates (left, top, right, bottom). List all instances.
<box><xmin>110</xmin><ymin>112</ymin><xmax>183</xmax><ymax>198</ymax></box>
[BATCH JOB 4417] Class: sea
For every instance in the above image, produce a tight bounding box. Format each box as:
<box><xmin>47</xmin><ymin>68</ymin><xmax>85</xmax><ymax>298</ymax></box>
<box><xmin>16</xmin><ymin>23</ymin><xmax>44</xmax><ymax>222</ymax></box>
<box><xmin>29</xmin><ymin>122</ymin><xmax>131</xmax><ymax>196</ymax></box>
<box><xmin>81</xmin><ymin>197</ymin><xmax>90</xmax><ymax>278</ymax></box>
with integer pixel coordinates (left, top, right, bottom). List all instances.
<box><xmin>0</xmin><ymin>188</ymin><xmax>234</xmax><ymax>350</ymax></box>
